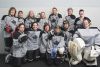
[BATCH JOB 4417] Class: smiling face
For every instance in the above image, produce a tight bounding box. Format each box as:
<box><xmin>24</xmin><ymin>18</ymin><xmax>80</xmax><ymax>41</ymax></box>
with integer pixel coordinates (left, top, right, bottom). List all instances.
<box><xmin>79</xmin><ymin>10</ymin><xmax>84</xmax><ymax>17</ymax></box>
<box><xmin>64</xmin><ymin>23</ymin><xmax>69</xmax><ymax>29</ymax></box>
<box><xmin>52</xmin><ymin>8</ymin><xmax>57</xmax><ymax>15</ymax></box>
<box><xmin>32</xmin><ymin>23</ymin><xmax>38</xmax><ymax>31</ymax></box>
<box><xmin>54</xmin><ymin>26</ymin><xmax>61</xmax><ymax>33</ymax></box>
<box><xmin>67</xmin><ymin>8</ymin><xmax>73</xmax><ymax>15</ymax></box>
<box><xmin>68</xmin><ymin>9</ymin><xmax>73</xmax><ymax>15</ymax></box>
<box><xmin>83</xmin><ymin>19</ymin><xmax>90</xmax><ymax>29</ymax></box>
<box><xmin>18</xmin><ymin>24</ymin><xmax>25</xmax><ymax>32</ymax></box>
<box><xmin>10</xmin><ymin>9</ymin><xmax>16</xmax><ymax>16</ymax></box>
<box><xmin>55</xmin><ymin>28</ymin><xmax>60</xmax><ymax>33</ymax></box>
<box><xmin>44</xmin><ymin>25</ymin><xmax>50</xmax><ymax>32</ymax></box>
<box><xmin>40</xmin><ymin>12</ymin><xmax>46</xmax><ymax>19</ymax></box>
<box><xmin>29</xmin><ymin>10</ymin><xmax>34</xmax><ymax>18</ymax></box>
<box><xmin>18</xmin><ymin>11</ymin><xmax>23</xmax><ymax>18</ymax></box>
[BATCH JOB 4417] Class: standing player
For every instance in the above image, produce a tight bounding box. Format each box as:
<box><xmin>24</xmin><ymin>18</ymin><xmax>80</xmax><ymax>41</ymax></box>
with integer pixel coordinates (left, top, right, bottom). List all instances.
<box><xmin>25</xmin><ymin>10</ymin><xmax>37</xmax><ymax>30</ymax></box>
<box><xmin>3</xmin><ymin>7</ymin><xmax>19</xmax><ymax>52</ymax></box>
<box><xmin>74</xmin><ymin>9</ymin><xmax>90</xmax><ymax>32</ymax></box>
<box><xmin>17</xmin><ymin>11</ymin><xmax>24</xmax><ymax>23</ymax></box>
<box><xmin>65</xmin><ymin>8</ymin><xmax>76</xmax><ymax>31</ymax></box>
<box><xmin>48</xmin><ymin>7</ymin><xmax>63</xmax><ymax>29</ymax></box>
<box><xmin>38</xmin><ymin>12</ymin><xmax>48</xmax><ymax>30</ymax></box>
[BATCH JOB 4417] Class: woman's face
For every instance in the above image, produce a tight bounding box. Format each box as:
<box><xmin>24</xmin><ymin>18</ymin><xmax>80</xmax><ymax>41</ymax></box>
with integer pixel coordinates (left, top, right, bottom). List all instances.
<box><xmin>83</xmin><ymin>20</ymin><xmax>90</xmax><ymax>28</ymax></box>
<box><xmin>10</xmin><ymin>9</ymin><xmax>16</xmax><ymax>16</ymax></box>
<box><xmin>32</xmin><ymin>23</ymin><xmax>38</xmax><ymax>30</ymax></box>
<box><xmin>18</xmin><ymin>12</ymin><xmax>23</xmax><ymax>18</ymax></box>
<box><xmin>18</xmin><ymin>25</ymin><xmax>25</xmax><ymax>32</ymax></box>
<box><xmin>41</xmin><ymin>12</ymin><xmax>46</xmax><ymax>19</ymax></box>
<box><xmin>68</xmin><ymin>9</ymin><xmax>73</xmax><ymax>15</ymax></box>
<box><xmin>44</xmin><ymin>25</ymin><xmax>50</xmax><ymax>32</ymax></box>
<box><xmin>29</xmin><ymin>11</ymin><xmax>34</xmax><ymax>17</ymax></box>
<box><xmin>64</xmin><ymin>23</ymin><xmax>69</xmax><ymax>29</ymax></box>
<box><xmin>55</xmin><ymin>28</ymin><xmax>61</xmax><ymax>33</ymax></box>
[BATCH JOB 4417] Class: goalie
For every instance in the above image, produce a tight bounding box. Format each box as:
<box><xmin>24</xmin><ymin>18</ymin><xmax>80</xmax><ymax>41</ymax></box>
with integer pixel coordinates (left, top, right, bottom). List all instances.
<box><xmin>68</xmin><ymin>17</ymin><xmax>100</xmax><ymax>66</ymax></box>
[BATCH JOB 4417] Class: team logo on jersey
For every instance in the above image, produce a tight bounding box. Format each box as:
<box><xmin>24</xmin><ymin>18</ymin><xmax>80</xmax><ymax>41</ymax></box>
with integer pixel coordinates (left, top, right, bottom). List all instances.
<box><xmin>51</xmin><ymin>15</ymin><xmax>57</xmax><ymax>22</ymax></box>
<box><xmin>18</xmin><ymin>19</ymin><xmax>24</xmax><ymax>23</ymax></box>
<box><xmin>32</xmin><ymin>35</ymin><xmax>37</xmax><ymax>39</ymax></box>
<box><xmin>32</xmin><ymin>35</ymin><xmax>38</xmax><ymax>43</ymax></box>
<box><xmin>11</xmin><ymin>20</ymin><xmax>16</xmax><ymax>25</ymax></box>
<box><xmin>44</xmin><ymin>34</ymin><xmax>48</xmax><ymax>41</ymax></box>
<box><xmin>53</xmin><ymin>41</ymin><xmax>59</xmax><ymax>45</ymax></box>
<box><xmin>29</xmin><ymin>19</ymin><xmax>35</xmax><ymax>22</ymax></box>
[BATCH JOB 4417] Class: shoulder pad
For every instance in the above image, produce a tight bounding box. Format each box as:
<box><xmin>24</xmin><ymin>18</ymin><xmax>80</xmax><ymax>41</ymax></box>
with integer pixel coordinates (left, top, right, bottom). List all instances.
<box><xmin>1</xmin><ymin>15</ymin><xmax>8</xmax><ymax>20</ymax></box>
<box><xmin>70</xmin><ymin>15</ymin><xmax>76</xmax><ymax>19</ymax></box>
<box><xmin>58</xmin><ymin>13</ymin><xmax>62</xmax><ymax>18</ymax></box>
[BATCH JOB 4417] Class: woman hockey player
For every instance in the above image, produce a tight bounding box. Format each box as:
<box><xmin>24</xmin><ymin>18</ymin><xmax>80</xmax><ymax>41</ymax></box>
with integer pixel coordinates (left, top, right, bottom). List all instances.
<box><xmin>39</xmin><ymin>23</ymin><xmax>51</xmax><ymax>60</ymax></box>
<box><xmin>3</xmin><ymin>7</ymin><xmax>19</xmax><ymax>52</ymax></box>
<box><xmin>70</xmin><ymin>17</ymin><xmax>100</xmax><ymax>66</ymax></box>
<box><xmin>64</xmin><ymin>8</ymin><xmax>76</xmax><ymax>31</ymax></box>
<box><xmin>38</xmin><ymin>12</ymin><xmax>49</xmax><ymax>30</ymax></box>
<box><xmin>26</xmin><ymin>22</ymin><xmax>41</xmax><ymax>62</ymax></box>
<box><xmin>62</xmin><ymin>20</ymin><xmax>73</xmax><ymax>46</ymax></box>
<box><xmin>5</xmin><ymin>23</ymin><xmax>28</xmax><ymax>67</ymax></box>
<box><xmin>61</xmin><ymin>20</ymin><xmax>73</xmax><ymax>62</ymax></box>
<box><xmin>17</xmin><ymin>11</ymin><xmax>24</xmax><ymax>23</ymax></box>
<box><xmin>47</xmin><ymin>25</ymin><xmax>65</xmax><ymax>65</ymax></box>
<box><xmin>24</xmin><ymin>10</ymin><xmax>37</xmax><ymax>30</ymax></box>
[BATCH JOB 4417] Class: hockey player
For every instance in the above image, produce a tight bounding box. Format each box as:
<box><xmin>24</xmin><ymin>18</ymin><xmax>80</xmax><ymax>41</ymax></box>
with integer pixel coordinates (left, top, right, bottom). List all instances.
<box><xmin>3</xmin><ymin>7</ymin><xmax>19</xmax><ymax>52</ymax></box>
<box><xmin>39</xmin><ymin>23</ymin><xmax>51</xmax><ymax>60</ymax></box>
<box><xmin>17</xmin><ymin>11</ymin><xmax>24</xmax><ymax>23</ymax></box>
<box><xmin>24</xmin><ymin>10</ymin><xmax>37</xmax><ymax>30</ymax></box>
<box><xmin>72</xmin><ymin>17</ymin><xmax>100</xmax><ymax>66</ymax></box>
<box><xmin>26</xmin><ymin>22</ymin><xmax>41</xmax><ymax>62</ymax></box>
<box><xmin>48</xmin><ymin>7</ymin><xmax>63</xmax><ymax>29</ymax></box>
<box><xmin>74</xmin><ymin>9</ymin><xmax>90</xmax><ymax>32</ymax></box>
<box><xmin>62</xmin><ymin>20</ymin><xmax>73</xmax><ymax>45</ymax></box>
<box><xmin>61</xmin><ymin>20</ymin><xmax>73</xmax><ymax>62</ymax></box>
<box><xmin>47</xmin><ymin>25</ymin><xmax>65</xmax><ymax>65</ymax></box>
<box><xmin>5</xmin><ymin>23</ymin><xmax>28</xmax><ymax>67</ymax></box>
<box><xmin>65</xmin><ymin>8</ymin><xmax>76</xmax><ymax>31</ymax></box>
<box><xmin>12</xmin><ymin>23</ymin><xmax>28</xmax><ymax>67</ymax></box>
<box><xmin>38</xmin><ymin>12</ymin><xmax>49</xmax><ymax>30</ymax></box>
